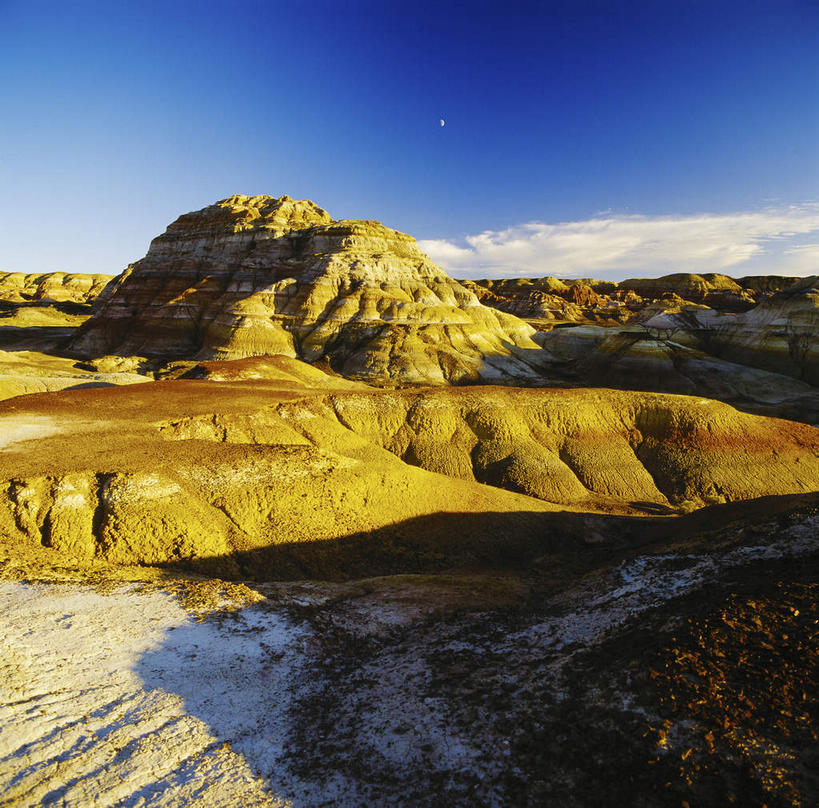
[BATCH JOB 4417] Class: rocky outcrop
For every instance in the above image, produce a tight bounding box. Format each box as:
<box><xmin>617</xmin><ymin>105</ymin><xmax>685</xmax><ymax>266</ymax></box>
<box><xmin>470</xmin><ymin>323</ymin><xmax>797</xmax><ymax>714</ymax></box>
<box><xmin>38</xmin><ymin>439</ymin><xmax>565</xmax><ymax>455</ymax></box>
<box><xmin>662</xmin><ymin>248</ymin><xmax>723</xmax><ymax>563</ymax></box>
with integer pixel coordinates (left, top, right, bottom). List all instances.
<box><xmin>532</xmin><ymin>324</ymin><xmax>819</xmax><ymax>422</ymax></box>
<box><xmin>639</xmin><ymin>276</ymin><xmax>819</xmax><ymax>386</ymax></box>
<box><xmin>709</xmin><ymin>276</ymin><xmax>819</xmax><ymax>384</ymax></box>
<box><xmin>462</xmin><ymin>279</ymin><xmax>589</xmax><ymax>322</ymax></box>
<box><xmin>68</xmin><ymin>195</ymin><xmax>543</xmax><ymax>385</ymax></box>
<box><xmin>736</xmin><ymin>275</ymin><xmax>802</xmax><ymax>294</ymax></box>
<box><xmin>465</xmin><ymin>277</ymin><xmax>628</xmax><ymax>324</ymax></box>
<box><xmin>468</xmin><ymin>273</ymin><xmax>808</xmax><ymax>328</ymax></box>
<box><xmin>0</xmin><ymin>272</ymin><xmax>114</xmax><ymax>304</ymax></box>
<box><xmin>617</xmin><ymin>273</ymin><xmax>757</xmax><ymax>311</ymax></box>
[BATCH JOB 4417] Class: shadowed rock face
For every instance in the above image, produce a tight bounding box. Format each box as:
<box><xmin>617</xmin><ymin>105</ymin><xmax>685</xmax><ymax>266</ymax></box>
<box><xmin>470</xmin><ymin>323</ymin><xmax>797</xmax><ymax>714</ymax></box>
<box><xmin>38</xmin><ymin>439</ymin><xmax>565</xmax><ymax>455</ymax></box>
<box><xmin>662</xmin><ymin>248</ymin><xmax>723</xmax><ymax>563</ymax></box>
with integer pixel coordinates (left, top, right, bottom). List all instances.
<box><xmin>68</xmin><ymin>195</ymin><xmax>543</xmax><ymax>385</ymax></box>
<box><xmin>642</xmin><ymin>276</ymin><xmax>819</xmax><ymax>386</ymax></box>
<box><xmin>710</xmin><ymin>276</ymin><xmax>819</xmax><ymax>384</ymax></box>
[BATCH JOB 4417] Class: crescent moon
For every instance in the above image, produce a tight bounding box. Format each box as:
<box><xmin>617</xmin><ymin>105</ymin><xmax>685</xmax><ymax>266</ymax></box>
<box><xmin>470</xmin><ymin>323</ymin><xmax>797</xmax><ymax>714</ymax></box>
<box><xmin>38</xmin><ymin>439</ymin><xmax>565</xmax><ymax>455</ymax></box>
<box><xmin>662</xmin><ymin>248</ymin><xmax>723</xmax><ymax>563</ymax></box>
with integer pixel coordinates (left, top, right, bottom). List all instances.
<box><xmin>440</xmin><ymin>119</ymin><xmax>445</xmax><ymax>127</ymax></box>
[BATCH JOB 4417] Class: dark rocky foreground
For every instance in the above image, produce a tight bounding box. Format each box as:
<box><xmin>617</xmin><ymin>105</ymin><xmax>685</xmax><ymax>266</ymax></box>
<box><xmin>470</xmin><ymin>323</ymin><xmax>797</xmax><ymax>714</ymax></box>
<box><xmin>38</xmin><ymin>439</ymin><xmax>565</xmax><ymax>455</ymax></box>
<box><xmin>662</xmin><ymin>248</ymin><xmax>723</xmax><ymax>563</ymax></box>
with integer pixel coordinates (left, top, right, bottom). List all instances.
<box><xmin>2</xmin><ymin>500</ymin><xmax>816</xmax><ymax>807</ymax></box>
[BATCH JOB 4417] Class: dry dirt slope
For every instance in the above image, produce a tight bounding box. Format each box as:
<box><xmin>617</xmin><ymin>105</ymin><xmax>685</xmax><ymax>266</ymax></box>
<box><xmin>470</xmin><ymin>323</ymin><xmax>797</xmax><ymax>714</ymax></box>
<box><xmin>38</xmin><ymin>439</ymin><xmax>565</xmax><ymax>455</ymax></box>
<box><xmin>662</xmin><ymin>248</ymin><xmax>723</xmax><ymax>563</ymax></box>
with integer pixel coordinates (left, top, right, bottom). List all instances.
<box><xmin>0</xmin><ymin>365</ymin><xmax>817</xmax><ymax>580</ymax></box>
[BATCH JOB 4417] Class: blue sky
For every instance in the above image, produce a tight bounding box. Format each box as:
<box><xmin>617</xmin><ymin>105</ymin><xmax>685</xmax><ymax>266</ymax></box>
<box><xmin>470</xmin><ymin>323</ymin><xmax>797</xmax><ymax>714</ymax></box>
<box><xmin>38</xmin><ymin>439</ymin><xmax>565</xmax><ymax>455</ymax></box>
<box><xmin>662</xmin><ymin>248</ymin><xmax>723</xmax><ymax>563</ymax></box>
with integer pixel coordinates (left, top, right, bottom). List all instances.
<box><xmin>1</xmin><ymin>0</ymin><xmax>817</xmax><ymax>279</ymax></box>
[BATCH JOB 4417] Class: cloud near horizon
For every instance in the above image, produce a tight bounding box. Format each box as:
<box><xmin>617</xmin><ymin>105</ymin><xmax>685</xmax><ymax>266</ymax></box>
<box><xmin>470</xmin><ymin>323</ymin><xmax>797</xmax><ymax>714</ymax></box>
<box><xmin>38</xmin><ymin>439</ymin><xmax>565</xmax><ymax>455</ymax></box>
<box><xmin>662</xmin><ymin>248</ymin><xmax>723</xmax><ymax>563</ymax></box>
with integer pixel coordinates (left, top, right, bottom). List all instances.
<box><xmin>417</xmin><ymin>205</ymin><xmax>819</xmax><ymax>281</ymax></box>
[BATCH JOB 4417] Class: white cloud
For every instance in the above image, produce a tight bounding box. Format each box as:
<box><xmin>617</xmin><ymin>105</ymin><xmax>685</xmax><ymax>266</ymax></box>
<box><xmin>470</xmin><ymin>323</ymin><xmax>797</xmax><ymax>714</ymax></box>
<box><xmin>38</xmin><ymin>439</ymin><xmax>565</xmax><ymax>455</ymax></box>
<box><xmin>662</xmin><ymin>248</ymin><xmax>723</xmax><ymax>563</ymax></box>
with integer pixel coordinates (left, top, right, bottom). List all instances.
<box><xmin>417</xmin><ymin>205</ymin><xmax>819</xmax><ymax>280</ymax></box>
<box><xmin>775</xmin><ymin>243</ymin><xmax>819</xmax><ymax>276</ymax></box>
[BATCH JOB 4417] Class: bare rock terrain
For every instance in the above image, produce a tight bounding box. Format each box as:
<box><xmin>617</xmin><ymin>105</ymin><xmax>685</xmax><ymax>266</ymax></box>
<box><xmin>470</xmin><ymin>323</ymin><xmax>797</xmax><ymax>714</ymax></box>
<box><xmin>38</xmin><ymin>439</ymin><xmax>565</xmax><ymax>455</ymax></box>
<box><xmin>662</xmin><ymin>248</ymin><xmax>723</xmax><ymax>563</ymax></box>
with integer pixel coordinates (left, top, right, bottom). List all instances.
<box><xmin>69</xmin><ymin>195</ymin><xmax>542</xmax><ymax>385</ymax></box>
<box><xmin>1</xmin><ymin>198</ymin><xmax>817</xmax><ymax>807</ymax></box>
<box><xmin>466</xmin><ymin>272</ymin><xmax>819</xmax><ymax>421</ymax></box>
<box><xmin>0</xmin><ymin>271</ymin><xmax>113</xmax><ymax>304</ymax></box>
<box><xmin>0</xmin><ymin>374</ymin><xmax>817</xmax><ymax>579</ymax></box>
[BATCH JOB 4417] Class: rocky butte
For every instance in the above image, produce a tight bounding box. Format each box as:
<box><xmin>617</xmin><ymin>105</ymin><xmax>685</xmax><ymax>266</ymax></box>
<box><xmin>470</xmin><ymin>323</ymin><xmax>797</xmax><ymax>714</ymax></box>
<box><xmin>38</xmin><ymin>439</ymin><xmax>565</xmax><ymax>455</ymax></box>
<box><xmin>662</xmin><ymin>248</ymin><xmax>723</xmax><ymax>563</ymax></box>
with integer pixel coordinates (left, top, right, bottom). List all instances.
<box><xmin>69</xmin><ymin>194</ymin><xmax>543</xmax><ymax>385</ymax></box>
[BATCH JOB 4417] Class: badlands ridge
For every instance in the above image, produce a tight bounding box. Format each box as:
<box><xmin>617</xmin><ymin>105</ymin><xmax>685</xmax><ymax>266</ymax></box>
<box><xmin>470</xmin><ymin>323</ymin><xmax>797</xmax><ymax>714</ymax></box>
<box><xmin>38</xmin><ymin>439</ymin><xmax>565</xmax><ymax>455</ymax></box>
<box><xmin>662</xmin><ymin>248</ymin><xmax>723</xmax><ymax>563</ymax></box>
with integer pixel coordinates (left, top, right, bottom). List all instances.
<box><xmin>0</xmin><ymin>193</ymin><xmax>817</xmax><ymax>576</ymax></box>
<box><xmin>1</xmin><ymin>195</ymin><xmax>817</xmax><ymax>807</ymax></box>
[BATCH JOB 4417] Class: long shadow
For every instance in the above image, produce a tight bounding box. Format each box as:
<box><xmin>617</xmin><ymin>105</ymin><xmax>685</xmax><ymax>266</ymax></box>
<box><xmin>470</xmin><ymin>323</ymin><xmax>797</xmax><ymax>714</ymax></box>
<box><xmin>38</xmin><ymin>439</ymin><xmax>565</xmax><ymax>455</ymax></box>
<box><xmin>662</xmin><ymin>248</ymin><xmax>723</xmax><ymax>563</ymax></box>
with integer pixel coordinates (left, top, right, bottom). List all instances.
<box><xmin>0</xmin><ymin>325</ymin><xmax>80</xmax><ymax>352</ymax></box>
<box><xmin>157</xmin><ymin>491</ymin><xmax>819</xmax><ymax>584</ymax></box>
<box><xmin>129</xmin><ymin>493</ymin><xmax>819</xmax><ymax>804</ymax></box>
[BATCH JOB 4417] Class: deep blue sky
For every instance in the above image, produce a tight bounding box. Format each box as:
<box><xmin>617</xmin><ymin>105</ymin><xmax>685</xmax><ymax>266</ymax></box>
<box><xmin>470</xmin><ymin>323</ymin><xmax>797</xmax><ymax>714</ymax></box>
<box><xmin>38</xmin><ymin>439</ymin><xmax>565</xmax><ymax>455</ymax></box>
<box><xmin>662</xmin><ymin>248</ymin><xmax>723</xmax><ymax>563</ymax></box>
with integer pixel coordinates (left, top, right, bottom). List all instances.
<box><xmin>1</xmin><ymin>0</ymin><xmax>817</xmax><ymax>278</ymax></box>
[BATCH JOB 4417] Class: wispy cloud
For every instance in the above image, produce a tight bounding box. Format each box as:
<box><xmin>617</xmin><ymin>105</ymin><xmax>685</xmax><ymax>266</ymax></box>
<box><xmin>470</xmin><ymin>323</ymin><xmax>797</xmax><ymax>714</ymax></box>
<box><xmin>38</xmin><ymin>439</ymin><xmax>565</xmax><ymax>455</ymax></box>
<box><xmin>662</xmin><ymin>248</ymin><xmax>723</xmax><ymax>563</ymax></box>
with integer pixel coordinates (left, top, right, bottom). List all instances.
<box><xmin>418</xmin><ymin>205</ymin><xmax>819</xmax><ymax>280</ymax></box>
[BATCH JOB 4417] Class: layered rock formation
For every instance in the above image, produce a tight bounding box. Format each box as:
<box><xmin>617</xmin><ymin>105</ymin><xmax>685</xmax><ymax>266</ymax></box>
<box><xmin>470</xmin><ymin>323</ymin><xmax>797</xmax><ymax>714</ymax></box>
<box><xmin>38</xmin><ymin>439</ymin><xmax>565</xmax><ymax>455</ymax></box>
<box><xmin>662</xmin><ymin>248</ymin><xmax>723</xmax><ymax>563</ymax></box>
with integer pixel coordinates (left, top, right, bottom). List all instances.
<box><xmin>617</xmin><ymin>273</ymin><xmax>757</xmax><ymax>311</ymax></box>
<box><xmin>531</xmin><ymin>324</ymin><xmax>819</xmax><ymax>423</ymax></box>
<box><xmin>468</xmin><ymin>271</ymin><xmax>807</xmax><ymax>327</ymax></box>
<box><xmin>69</xmin><ymin>195</ymin><xmax>543</xmax><ymax>385</ymax></box>
<box><xmin>641</xmin><ymin>276</ymin><xmax>819</xmax><ymax>386</ymax></box>
<box><xmin>459</xmin><ymin>272</ymin><xmax>818</xmax><ymax>419</ymax></box>
<box><xmin>709</xmin><ymin>276</ymin><xmax>819</xmax><ymax>384</ymax></box>
<box><xmin>0</xmin><ymin>272</ymin><xmax>113</xmax><ymax>304</ymax></box>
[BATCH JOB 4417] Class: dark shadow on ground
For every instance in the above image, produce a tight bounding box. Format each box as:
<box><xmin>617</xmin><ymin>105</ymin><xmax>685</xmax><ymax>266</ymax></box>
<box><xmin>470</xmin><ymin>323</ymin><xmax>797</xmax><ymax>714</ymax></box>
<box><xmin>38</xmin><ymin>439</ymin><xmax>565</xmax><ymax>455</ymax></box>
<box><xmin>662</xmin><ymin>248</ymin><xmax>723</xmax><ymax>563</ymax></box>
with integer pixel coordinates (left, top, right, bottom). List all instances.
<box><xmin>0</xmin><ymin>325</ymin><xmax>79</xmax><ymax>352</ymax></box>
<box><xmin>0</xmin><ymin>300</ymin><xmax>92</xmax><ymax>316</ymax></box>
<box><xmin>156</xmin><ymin>492</ymin><xmax>819</xmax><ymax>586</ymax></box>
<box><xmin>133</xmin><ymin>497</ymin><xmax>819</xmax><ymax>807</ymax></box>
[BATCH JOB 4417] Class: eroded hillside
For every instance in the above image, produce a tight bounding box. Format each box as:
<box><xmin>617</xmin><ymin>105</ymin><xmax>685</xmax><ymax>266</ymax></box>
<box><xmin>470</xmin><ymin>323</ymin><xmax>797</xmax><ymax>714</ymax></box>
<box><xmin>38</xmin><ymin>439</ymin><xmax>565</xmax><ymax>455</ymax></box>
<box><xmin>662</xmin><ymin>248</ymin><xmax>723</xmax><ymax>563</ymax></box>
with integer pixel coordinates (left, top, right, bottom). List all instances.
<box><xmin>1</xmin><ymin>368</ymin><xmax>817</xmax><ymax>580</ymax></box>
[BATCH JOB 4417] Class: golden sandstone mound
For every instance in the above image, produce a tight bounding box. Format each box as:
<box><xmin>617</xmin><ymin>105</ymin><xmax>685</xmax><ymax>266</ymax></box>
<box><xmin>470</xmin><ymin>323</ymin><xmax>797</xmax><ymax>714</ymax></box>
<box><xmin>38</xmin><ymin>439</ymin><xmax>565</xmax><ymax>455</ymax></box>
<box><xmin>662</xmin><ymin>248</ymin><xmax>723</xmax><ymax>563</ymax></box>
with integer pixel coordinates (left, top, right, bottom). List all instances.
<box><xmin>0</xmin><ymin>270</ymin><xmax>153</xmax><ymax>401</ymax></box>
<box><xmin>0</xmin><ymin>271</ymin><xmax>114</xmax><ymax>304</ymax></box>
<box><xmin>0</xmin><ymin>350</ymin><xmax>151</xmax><ymax>402</ymax></box>
<box><xmin>177</xmin><ymin>354</ymin><xmax>363</xmax><ymax>388</ymax></box>
<box><xmin>0</xmin><ymin>271</ymin><xmax>113</xmax><ymax>332</ymax></box>
<box><xmin>1</xmin><ymin>371</ymin><xmax>817</xmax><ymax>579</ymax></box>
<box><xmin>0</xmin><ymin>377</ymin><xmax>556</xmax><ymax>579</ymax></box>
<box><xmin>68</xmin><ymin>195</ymin><xmax>543</xmax><ymax>385</ymax></box>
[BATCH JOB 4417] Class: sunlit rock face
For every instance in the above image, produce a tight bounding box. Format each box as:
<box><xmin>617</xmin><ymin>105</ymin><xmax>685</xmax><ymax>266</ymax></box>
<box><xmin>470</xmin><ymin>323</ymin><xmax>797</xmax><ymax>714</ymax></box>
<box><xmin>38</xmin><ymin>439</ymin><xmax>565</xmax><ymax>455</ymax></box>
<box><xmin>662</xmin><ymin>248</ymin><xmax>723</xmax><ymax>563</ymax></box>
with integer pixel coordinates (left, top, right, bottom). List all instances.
<box><xmin>463</xmin><ymin>278</ymin><xmax>593</xmax><ymax>322</ymax></box>
<box><xmin>69</xmin><ymin>195</ymin><xmax>543</xmax><ymax>385</ymax></box>
<box><xmin>0</xmin><ymin>272</ymin><xmax>113</xmax><ymax>303</ymax></box>
<box><xmin>618</xmin><ymin>273</ymin><xmax>758</xmax><ymax>312</ymax></box>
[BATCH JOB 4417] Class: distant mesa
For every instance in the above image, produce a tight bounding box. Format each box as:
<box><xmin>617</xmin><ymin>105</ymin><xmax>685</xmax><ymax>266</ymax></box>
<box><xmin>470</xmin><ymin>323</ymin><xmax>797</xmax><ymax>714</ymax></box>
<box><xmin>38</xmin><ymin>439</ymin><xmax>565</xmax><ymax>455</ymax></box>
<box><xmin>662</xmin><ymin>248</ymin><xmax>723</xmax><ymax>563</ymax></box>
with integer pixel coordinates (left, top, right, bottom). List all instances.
<box><xmin>68</xmin><ymin>194</ymin><xmax>543</xmax><ymax>385</ymax></box>
<box><xmin>0</xmin><ymin>271</ymin><xmax>113</xmax><ymax>304</ymax></box>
